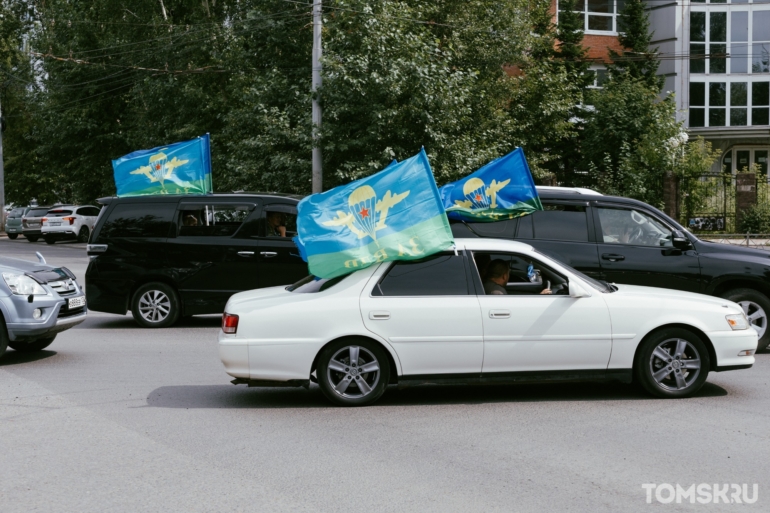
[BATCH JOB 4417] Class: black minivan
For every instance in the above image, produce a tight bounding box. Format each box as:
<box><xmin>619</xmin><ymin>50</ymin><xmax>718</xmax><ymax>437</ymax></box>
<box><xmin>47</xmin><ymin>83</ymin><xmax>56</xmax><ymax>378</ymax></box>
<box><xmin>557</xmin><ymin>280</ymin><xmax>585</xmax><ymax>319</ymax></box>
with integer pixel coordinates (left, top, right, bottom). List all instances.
<box><xmin>86</xmin><ymin>193</ymin><xmax>307</xmax><ymax>328</ymax></box>
<box><xmin>451</xmin><ymin>187</ymin><xmax>770</xmax><ymax>351</ymax></box>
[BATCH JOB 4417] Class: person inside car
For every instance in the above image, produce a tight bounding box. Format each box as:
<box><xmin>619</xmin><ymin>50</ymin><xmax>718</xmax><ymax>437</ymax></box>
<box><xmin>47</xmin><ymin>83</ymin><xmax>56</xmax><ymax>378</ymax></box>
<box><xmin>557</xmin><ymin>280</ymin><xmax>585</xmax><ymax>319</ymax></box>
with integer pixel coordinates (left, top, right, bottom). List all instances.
<box><xmin>266</xmin><ymin>211</ymin><xmax>287</xmax><ymax>237</ymax></box>
<box><xmin>484</xmin><ymin>259</ymin><xmax>553</xmax><ymax>295</ymax></box>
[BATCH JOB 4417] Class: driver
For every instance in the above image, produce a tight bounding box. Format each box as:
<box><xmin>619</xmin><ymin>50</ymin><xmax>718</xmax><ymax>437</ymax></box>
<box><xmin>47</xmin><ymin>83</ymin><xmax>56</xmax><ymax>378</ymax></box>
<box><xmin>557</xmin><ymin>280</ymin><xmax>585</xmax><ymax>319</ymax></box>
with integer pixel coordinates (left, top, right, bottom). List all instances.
<box><xmin>266</xmin><ymin>211</ymin><xmax>287</xmax><ymax>237</ymax></box>
<box><xmin>483</xmin><ymin>259</ymin><xmax>552</xmax><ymax>295</ymax></box>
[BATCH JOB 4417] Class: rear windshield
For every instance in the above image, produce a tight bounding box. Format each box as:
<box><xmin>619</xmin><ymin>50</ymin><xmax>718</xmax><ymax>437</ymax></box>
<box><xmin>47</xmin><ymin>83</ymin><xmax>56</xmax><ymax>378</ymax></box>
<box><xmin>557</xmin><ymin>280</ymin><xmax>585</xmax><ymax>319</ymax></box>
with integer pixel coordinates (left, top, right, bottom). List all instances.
<box><xmin>46</xmin><ymin>210</ymin><xmax>73</xmax><ymax>217</ymax></box>
<box><xmin>287</xmin><ymin>274</ymin><xmax>347</xmax><ymax>293</ymax></box>
<box><xmin>26</xmin><ymin>208</ymin><xmax>50</xmax><ymax>217</ymax></box>
<box><xmin>9</xmin><ymin>208</ymin><xmax>24</xmax><ymax>218</ymax></box>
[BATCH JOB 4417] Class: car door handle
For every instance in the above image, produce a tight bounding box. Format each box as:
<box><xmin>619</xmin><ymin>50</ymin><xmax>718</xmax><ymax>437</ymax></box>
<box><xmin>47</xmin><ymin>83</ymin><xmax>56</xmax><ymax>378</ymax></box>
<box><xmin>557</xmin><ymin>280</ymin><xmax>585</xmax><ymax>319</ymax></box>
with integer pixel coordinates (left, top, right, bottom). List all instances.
<box><xmin>601</xmin><ymin>253</ymin><xmax>626</xmax><ymax>262</ymax></box>
<box><xmin>489</xmin><ymin>310</ymin><xmax>510</xmax><ymax>319</ymax></box>
<box><xmin>237</xmin><ymin>251</ymin><xmax>255</xmax><ymax>257</ymax></box>
<box><xmin>260</xmin><ymin>251</ymin><xmax>278</xmax><ymax>258</ymax></box>
<box><xmin>369</xmin><ymin>311</ymin><xmax>390</xmax><ymax>320</ymax></box>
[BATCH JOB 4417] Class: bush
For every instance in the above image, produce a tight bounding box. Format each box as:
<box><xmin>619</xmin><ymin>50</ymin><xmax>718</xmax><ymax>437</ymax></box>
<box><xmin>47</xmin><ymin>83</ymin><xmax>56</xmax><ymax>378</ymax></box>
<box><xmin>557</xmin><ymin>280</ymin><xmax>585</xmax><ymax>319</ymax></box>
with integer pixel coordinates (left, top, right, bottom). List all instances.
<box><xmin>739</xmin><ymin>203</ymin><xmax>770</xmax><ymax>234</ymax></box>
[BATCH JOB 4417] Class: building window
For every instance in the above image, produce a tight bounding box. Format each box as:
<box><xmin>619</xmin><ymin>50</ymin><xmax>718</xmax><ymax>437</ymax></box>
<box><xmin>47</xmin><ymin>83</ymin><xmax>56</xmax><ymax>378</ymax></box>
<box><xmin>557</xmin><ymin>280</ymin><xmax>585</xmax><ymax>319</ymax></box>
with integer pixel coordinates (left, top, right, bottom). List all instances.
<box><xmin>689</xmin><ymin>6</ymin><xmax>770</xmax><ymax>75</ymax></box>
<box><xmin>722</xmin><ymin>148</ymin><xmax>770</xmax><ymax>179</ymax></box>
<box><xmin>586</xmin><ymin>66</ymin><xmax>609</xmax><ymax>89</ymax></box>
<box><xmin>558</xmin><ymin>0</ymin><xmax>624</xmax><ymax>34</ymax></box>
<box><xmin>689</xmin><ymin>80</ymin><xmax>770</xmax><ymax>127</ymax></box>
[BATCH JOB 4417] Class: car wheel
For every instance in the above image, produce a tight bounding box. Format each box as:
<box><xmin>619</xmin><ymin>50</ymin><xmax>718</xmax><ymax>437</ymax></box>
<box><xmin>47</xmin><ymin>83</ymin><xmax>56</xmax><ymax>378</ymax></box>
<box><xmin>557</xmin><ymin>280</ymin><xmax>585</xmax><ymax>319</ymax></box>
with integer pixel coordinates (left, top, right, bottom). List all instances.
<box><xmin>77</xmin><ymin>226</ymin><xmax>89</xmax><ymax>243</ymax></box>
<box><xmin>44</xmin><ymin>236</ymin><xmax>56</xmax><ymax>244</ymax></box>
<box><xmin>26</xmin><ymin>235</ymin><xmax>39</xmax><ymax>242</ymax></box>
<box><xmin>317</xmin><ymin>339</ymin><xmax>390</xmax><ymax>406</ymax></box>
<box><xmin>0</xmin><ymin>317</ymin><xmax>8</xmax><ymax>359</ymax></box>
<box><xmin>636</xmin><ymin>328</ymin><xmax>710</xmax><ymax>399</ymax></box>
<box><xmin>8</xmin><ymin>336</ymin><xmax>56</xmax><ymax>353</ymax></box>
<box><xmin>131</xmin><ymin>282</ymin><xmax>180</xmax><ymax>328</ymax></box>
<box><xmin>723</xmin><ymin>288</ymin><xmax>770</xmax><ymax>351</ymax></box>
<box><xmin>7</xmin><ymin>233</ymin><xmax>18</xmax><ymax>240</ymax></box>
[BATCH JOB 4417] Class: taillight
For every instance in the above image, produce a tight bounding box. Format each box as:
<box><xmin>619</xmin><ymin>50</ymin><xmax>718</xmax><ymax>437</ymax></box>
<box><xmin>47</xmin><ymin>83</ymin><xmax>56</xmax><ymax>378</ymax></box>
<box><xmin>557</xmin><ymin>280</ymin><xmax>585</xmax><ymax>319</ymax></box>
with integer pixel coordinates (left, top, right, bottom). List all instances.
<box><xmin>41</xmin><ymin>217</ymin><xmax>48</xmax><ymax>222</ymax></box>
<box><xmin>62</xmin><ymin>216</ymin><xmax>75</xmax><ymax>225</ymax></box>
<box><xmin>222</xmin><ymin>313</ymin><xmax>239</xmax><ymax>334</ymax></box>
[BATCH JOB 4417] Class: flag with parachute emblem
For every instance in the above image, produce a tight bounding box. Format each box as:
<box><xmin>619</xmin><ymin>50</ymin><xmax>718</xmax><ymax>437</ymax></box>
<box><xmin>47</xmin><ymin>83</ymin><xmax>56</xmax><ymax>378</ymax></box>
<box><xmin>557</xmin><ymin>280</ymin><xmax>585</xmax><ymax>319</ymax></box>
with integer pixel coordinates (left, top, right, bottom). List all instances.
<box><xmin>112</xmin><ymin>134</ymin><xmax>212</xmax><ymax>197</ymax></box>
<box><xmin>439</xmin><ymin>147</ymin><xmax>543</xmax><ymax>222</ymax></box>
<box><xmin>294</xmin><ymin>149</ymin><xmax>454</xmax><ymax>279</ymax></box>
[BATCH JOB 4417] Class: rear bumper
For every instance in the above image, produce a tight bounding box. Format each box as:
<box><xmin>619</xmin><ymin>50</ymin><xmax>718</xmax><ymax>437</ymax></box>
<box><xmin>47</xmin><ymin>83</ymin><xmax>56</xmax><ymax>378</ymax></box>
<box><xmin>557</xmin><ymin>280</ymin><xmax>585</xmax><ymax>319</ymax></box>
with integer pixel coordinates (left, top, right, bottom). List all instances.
<box><xmin>708</xmin><ymin>329</ymin><xmax>758</xmax><ymax>370</ymax></box>
<box><xmin>41</xmin><ymin>230</ymin><xmax>77</xmax><ymax>240</ymax></box>
<box><xmin>22</xmin><ymin>229</ymin><xmax>42</xmax><ymax>236</ymax></box>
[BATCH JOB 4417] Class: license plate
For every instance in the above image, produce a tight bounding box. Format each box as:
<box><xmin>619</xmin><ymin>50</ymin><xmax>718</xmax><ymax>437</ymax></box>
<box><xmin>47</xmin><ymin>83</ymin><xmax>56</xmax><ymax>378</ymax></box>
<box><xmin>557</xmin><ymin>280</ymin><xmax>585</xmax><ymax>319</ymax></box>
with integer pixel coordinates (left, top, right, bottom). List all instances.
<box><xmin>30</xmin><ymin>222</ymin><xmax>39</xmax><ymax>227</ymax></box>
<box><xmin>49</xmin><ymin>222</ymin><xmax>61</xmax><ymax>226</ymax></box>
<box><xmin>68</xmin><ymin>296</ymin><xmax>86</xmax><ymax>309</ymax></box>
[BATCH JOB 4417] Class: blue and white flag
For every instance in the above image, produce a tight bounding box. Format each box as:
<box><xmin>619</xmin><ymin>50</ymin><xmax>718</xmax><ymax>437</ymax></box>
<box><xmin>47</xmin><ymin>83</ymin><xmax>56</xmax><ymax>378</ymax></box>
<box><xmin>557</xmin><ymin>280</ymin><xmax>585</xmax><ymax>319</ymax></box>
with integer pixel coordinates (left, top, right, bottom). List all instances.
<box><xmin>439</xmin><ymin>147</ymin><xmax>543</xmax><ymax>222</ymax></box>
<box><xmin>294</xmin><ymin>149</ymin><xmax>454</xmax><ymax>279</ymax></box>
<box><xmin>112</xmin><ymin>134</ymin><xmax>212</xmax><ymax>197</ymax></box>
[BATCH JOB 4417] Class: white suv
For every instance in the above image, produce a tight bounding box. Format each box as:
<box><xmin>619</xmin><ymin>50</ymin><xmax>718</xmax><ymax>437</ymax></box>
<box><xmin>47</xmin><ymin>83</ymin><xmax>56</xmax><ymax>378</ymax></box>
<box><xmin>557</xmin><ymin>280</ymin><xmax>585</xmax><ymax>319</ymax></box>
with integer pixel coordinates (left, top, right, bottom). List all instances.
<box><xmin>41</xmin><ymin>205</ymin><xmax>101</xmax><ymax>244</ymax></box>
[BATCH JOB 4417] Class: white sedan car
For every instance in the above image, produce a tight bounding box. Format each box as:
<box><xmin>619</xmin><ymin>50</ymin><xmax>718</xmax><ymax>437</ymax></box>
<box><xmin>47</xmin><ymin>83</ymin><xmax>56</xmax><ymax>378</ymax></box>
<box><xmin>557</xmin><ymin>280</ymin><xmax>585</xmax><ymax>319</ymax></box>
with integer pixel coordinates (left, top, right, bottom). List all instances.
<box><xmin>218</xmin><ymin>238</ymin><xmax>757</xmax><ymax>406</ymax></box>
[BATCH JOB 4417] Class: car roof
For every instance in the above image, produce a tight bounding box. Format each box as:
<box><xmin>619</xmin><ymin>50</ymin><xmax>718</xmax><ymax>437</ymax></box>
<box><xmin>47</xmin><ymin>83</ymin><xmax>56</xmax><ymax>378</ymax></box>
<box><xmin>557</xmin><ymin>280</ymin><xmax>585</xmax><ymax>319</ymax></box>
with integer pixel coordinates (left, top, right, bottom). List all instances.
<box><xmin>96</xmin><ymin>192</ymin><xmax>303</xmax><ymax>206</ymax></box>
<box><xmin>535</xmin><ymin>186</ymin><xmax>602</xmax><ymax>196</ymax></box>
<box><xmin>455</xmin><ymin>237</ymin><xmax>535</xmax><ymax>253</ymax></box>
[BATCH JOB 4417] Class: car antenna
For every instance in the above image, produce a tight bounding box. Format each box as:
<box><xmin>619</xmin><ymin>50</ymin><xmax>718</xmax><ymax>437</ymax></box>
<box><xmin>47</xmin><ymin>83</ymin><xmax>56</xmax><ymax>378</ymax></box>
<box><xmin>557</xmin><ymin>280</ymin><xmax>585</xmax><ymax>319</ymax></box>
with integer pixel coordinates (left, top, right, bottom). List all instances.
<box><xmin>35</xmin><ymin>252</ymin><xmax>46</xmax><ymax>264</ymax></box>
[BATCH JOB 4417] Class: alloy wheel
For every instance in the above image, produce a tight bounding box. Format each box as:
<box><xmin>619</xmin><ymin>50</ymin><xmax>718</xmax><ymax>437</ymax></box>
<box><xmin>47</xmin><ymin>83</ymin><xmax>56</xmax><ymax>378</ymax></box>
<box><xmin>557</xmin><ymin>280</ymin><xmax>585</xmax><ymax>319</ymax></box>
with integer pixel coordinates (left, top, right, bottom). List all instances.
<box><xmin>649</xmin><ymin>338</ymin><xmax>702</xmax><ymax>391</ymax></box>
<box><xmin>326</xmin><ymin>346</ymin><xmax>381</xmax><ymax>399</ymax></box>
<box><xmin>138</xmin><ymin>290</ymin><xmax>171</xmax><ymax>323</ymax></box>
<box><xmin>737</xmin><ymin>300</ymin><xmax>767</xmax><ymax>339</ymax></box>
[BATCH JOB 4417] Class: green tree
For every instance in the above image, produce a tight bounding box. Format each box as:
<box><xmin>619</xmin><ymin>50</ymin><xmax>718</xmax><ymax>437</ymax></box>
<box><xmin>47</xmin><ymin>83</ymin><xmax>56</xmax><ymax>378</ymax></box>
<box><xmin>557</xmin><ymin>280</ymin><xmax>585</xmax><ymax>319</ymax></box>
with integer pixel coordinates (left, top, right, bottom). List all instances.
<box><xmin>608</xmin><ymin>0</ymin><xmax>663</xmax><ymax>90</ymax></box>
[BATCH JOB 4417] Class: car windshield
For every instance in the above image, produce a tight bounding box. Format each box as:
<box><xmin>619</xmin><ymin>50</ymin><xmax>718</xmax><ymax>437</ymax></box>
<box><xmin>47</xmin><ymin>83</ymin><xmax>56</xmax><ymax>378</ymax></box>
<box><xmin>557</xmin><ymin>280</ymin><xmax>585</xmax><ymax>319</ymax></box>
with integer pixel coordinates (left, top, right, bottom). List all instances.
<box><xmin>533</xmin><ymin>250</ymin><xmax>613</xmax><ymax>293</ymax></box>
<box><xmin>287</xmin><ymin>274</ymin><xmax>348</xmax><ymax>293</ymax></box>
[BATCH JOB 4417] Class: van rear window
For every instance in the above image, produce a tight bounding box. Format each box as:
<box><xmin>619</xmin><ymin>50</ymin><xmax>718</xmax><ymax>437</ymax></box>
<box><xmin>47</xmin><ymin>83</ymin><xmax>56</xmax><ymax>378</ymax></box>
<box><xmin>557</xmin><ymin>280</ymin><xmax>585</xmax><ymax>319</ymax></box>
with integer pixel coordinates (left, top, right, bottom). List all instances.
<box><xmin>97</xmin><ymin>203</ymin><xmax>175</xmax><ymax>239</ymax></box>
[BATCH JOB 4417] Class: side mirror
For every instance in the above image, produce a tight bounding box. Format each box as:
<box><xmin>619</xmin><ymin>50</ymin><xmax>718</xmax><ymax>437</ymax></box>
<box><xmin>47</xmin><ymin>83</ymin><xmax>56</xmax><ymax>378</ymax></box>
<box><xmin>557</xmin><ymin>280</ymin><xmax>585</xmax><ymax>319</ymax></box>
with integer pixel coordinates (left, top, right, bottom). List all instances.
<box><xmin>672</xmin><ymin>230</ymin><xmax>691</xmax><ymax>250</ymax></box>
<box><xmin>569</xmin><ymin>281</ymin><xmax>590</xmax><ymax>298</ymax></box>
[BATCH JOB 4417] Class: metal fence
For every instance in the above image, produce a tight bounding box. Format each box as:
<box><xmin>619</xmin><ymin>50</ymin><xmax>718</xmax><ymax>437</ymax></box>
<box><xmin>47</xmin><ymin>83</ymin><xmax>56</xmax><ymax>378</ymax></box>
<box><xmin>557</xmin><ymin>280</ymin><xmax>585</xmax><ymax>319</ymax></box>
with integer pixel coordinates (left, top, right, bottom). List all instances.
<box><xmin>681</xmin><ymin>173</ymin><xmax>736</xmax><ymax>233</ymax></box>
<box><xmin>700</xmin><ymin>234</ymin><xmax>770</xmax><ymax>251</ymax></box>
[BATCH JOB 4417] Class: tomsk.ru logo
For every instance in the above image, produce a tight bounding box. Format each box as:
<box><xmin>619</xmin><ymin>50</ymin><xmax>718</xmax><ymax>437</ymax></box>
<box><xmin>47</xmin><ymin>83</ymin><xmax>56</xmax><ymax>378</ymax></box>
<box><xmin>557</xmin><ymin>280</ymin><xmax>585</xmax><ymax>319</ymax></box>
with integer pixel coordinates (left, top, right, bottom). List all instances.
<box><xmin>322</xmin><ymin>185</ymin><xmax>410</xmax><ymax>244</ymax></box>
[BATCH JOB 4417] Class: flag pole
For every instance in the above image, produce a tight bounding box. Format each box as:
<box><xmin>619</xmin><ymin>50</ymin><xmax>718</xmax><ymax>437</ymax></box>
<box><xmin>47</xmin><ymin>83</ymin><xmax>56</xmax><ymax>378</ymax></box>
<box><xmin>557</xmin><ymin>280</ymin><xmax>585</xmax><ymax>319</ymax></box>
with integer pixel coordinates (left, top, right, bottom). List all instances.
<box><xmin>311</xmin><ymin>0</ymin><xmax>323</xmax><ymax>193</ymax></box>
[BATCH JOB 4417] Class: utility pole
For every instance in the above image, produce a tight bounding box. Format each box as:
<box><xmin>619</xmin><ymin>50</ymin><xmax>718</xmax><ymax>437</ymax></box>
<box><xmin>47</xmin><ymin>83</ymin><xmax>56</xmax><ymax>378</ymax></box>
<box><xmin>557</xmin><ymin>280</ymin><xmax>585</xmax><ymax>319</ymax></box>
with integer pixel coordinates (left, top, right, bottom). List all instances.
<box><xmin>311</xmin><ymin>0</ymin><xmax>323</xmax><ymax>193</ymax></box>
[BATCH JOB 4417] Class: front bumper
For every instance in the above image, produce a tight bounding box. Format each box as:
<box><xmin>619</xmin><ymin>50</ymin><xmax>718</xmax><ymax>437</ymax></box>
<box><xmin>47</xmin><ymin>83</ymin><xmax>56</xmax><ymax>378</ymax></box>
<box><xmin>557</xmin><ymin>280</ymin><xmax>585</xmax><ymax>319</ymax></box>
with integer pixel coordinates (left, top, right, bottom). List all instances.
<box><xmin>708</xmin><ymin>329</ymin><xmax>758</xmax><ymax>370</ymax></box>
<box><xmin>2</xmin><ymin>293</ymin><xmax>87</xmax><ymax>341</ymax></box>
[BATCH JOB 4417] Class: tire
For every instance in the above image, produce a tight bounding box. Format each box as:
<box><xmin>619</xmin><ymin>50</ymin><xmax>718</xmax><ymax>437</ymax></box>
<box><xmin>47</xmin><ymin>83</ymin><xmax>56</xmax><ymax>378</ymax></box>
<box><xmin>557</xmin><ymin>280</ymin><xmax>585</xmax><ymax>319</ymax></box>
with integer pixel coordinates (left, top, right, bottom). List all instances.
<box><xmin>77</xmin><ymin>226</ymin><xmax>90</xmax><ymax>243</ymax></box>
<box><xmin>0</xmin><ymin>316</ymin><xmax>8</xmax><ymax>359</ymax></box>
<box><xmin>722</xmin><ymin>288</ymin><xmax>770</xmax><ymax>351</ymax></box>
<box><xmin>131</xmin><ymin>282</ymin><xmax>180</xmax><ymax>328</ymax></box>
<box><xmin>45</xmin><ymin>236</ymin><xmax>56</xmax><ymax>244</ymax></box>
<box><xmin>26</xmin><ymin>235</ymin><xmax>39</xmax><ymax>242</ymax></box>
<box><xmin>7</xmin><ymin>233</ymin><xmax>18</xmax><ymax>240</ymax></box>
<box><xmin>635</xmin><ymin>328</ymin><xmax>710</xmax><ymax>399</ymax></box>
<box><xmin>317</xmin><ymin>338</ymin><xmax>390</xmax><ymax>406</ymax></box>
<box><xmin>8</xmin><ymin>336</ymin><xmax>56</xmax><ymax>353</ymax></box>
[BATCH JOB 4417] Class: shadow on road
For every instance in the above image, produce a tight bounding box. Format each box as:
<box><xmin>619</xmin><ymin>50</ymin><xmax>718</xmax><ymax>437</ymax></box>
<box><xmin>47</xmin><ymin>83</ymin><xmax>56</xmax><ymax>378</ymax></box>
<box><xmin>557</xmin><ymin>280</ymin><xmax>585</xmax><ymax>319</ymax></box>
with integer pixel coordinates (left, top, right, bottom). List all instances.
<box><xmin>0</xmin><ymin>350</ymin><xmax>57</xmax><ymax>367</ymax></box>
<box><xmin>77</xmin><ymin>315</ymin><xmax>221</xmax><ymax>330</ymax></box>
<box><xmin>146</xmin><ymin>381</ymin><xmax>728</xmax><ymax>409</ymax></box>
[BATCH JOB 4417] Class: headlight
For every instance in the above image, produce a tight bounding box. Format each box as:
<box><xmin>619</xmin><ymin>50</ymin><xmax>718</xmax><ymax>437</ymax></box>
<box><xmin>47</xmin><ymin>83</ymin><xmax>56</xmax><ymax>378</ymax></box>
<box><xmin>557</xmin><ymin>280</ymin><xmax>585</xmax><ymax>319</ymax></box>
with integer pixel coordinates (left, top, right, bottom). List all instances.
<box><xmin>2</xmin><ymin>273</ymin><xmax>48</xmax><ymax>296</ymax></box>
<box><xmin>726</xmin><ymin>313</ymin><xmax>749</xmax><ymax>330</ymax></box>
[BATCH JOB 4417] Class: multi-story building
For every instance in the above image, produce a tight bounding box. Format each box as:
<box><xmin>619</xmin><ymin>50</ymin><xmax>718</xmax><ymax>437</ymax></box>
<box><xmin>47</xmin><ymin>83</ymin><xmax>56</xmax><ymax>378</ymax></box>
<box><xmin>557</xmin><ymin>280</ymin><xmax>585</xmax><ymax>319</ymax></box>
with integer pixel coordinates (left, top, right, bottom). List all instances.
<box><xmin>556</xmin><ymin>0</ymin><xmax>770</xmax><ymax>178</ymax></box>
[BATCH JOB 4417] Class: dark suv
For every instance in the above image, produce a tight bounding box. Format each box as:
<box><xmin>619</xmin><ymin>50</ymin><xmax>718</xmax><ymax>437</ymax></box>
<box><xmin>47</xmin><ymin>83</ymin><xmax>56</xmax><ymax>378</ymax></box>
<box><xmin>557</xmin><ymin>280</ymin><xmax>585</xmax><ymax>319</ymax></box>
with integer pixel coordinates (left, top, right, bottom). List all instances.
<box><xmin>86</xmin><ymin>193</ymin><xmax>308</xmax><ymax>328</ymax></box>
<box><xmin>451</xmin><ymin>187</ymin><xmax>770</xmax><ymax>351</ymax></box>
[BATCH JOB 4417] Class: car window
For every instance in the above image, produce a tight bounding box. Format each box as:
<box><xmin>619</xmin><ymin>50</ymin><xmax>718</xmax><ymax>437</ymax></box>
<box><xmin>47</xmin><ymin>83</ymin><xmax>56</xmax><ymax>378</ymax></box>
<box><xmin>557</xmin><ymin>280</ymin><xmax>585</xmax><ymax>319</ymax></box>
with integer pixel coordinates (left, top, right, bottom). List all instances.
<box><xmin>471</xmin><ymin>251</ymin><xmax>569</xmax><ymax>296</ymax></box>
<box><xmin>596</xmin><ymin>207</ymin><xmax>673</xmax><ymax>247</ymax></box>
<box><xmin>177</xmin><ymin>204</ymin><xmax>252</xmax><ymax>237</ymax></box>
<box><xmin>467</xmin><ymin>219</ymin><xmax>516</xmax><ymax>238</ymax></box>
<box><xmin>88</xmin><ymin>207</ymin><xmax>102</xmax><ymax>216</ymax></box>
<box><xmin>372</xmin><ymin>253</ymin><xmax>469</xmax><ymax>296</ymax></box>
<box><xmin>287</xmin><ymin>274</ymin><xmax>348</xmax><ymax>293</ymax></box>
<box><xmin>531</xmin><ymin>204</ymin><xmax>589</xmax><ymax>242</ymax></box>
<box><xmin>259</xmin><ymin>205</ymin><xmax>298</xmax><ymax>238</ymax></box>
<box><xmin>76</xmin><ymin>207</ymin><xmax>92</xmax><ymax>216</ymax></box>
<box><xmin>46</xmin><ymin>209</ymin><xmax>73</xmax><ymax>217</ymax></box>
<box><xmin>26</xmin><ymin>208</ymin><xmax>50</xmax><ymax>218</ymax></box>
<box><xmin>98</xmin><ymin>203</ymin><xmax>175</xmax><ymax>239</ymax></box>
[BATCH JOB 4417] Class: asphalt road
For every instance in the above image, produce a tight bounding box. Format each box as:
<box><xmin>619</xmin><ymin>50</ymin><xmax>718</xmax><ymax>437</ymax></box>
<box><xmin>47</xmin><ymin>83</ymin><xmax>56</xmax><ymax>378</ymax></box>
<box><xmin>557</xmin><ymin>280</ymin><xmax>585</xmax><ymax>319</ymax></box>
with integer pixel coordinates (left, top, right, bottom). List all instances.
<box><xmin>1</xmin><ymin>237</ymin><xmax>769</xmax><ymax>512</ymax></box>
